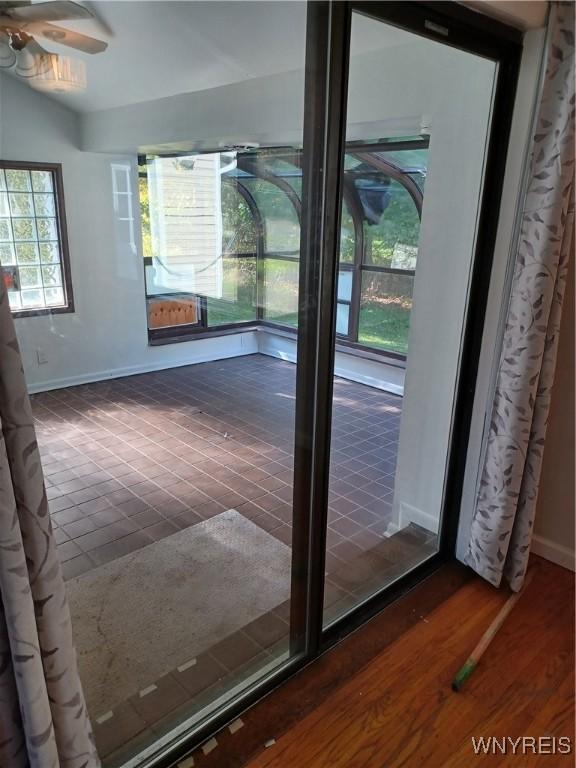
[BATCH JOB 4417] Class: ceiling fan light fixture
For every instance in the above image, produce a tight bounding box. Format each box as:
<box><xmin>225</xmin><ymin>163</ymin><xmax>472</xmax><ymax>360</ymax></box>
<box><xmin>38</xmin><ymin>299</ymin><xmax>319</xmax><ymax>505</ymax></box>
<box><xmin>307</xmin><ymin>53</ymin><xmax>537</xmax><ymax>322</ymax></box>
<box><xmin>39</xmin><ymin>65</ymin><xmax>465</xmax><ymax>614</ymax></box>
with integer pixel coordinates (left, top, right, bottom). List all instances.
<box><xmin>14</xmin><ymin>47</ymin><xmax>44</xmax><ymax>78</ymax></box>
<box><xmin>30</xmin><ymin>52</ymin><xmax>86</xmax><ymax>93</ymax></box>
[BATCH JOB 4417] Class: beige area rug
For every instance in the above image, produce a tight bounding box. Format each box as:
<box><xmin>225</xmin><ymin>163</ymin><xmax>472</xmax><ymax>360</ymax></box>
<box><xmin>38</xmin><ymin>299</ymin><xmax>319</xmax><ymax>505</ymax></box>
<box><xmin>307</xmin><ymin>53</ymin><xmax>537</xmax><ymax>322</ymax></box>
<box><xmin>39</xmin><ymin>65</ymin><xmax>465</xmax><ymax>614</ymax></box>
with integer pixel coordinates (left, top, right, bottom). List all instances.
<box><xmin>66</xmin><ymin>509</ymin><xmax>291</xmax><ymax>717</ymax></box>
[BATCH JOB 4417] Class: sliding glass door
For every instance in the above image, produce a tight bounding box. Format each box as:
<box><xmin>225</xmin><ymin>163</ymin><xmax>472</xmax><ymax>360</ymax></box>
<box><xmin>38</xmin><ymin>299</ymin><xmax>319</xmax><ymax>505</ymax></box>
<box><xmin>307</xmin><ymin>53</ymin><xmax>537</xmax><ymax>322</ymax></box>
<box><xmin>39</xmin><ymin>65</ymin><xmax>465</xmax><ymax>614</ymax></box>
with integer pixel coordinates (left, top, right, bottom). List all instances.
<box><xmin>139</xmin><ymin>2</ymin><xmax>519</xmax><ymax>762</ymax></box>
<box><xmin>13</xmin><ymin>2</ymin><xmax>520</xmax><ymax>765</ymax></box>
<box><xmin>321</xmin><ymin>8</ymin><xmax>502</xmax><ymax>627</ymax></box>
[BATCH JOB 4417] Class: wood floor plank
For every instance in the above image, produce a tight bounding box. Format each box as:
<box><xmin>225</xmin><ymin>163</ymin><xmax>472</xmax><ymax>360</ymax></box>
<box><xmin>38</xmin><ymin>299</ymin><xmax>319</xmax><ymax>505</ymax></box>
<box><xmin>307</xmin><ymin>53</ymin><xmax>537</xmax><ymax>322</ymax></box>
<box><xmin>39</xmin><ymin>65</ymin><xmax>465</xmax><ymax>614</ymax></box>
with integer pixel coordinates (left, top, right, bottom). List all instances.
<box><xmin>306</xmin><ymin>600</ymin><xmax>500</xmax><ymax>768</ymax></box>
<box><xmin>447</xmin><ymin>591</ymin><xmax>574</xmax><ymax>766</ymax></box>
<box><xmin>247</xmin><ymin>558</ymin><xmax>574</xmax><ymax>768</ymax></box>
<box><xmin>531</xmin><ymin>676</ymin><xmax>576</xmax><ymax>766</ymax></box>
<box><xmin>250</xmin><ymin>584</ymin><xmax>501</xmax><ymax>768</ymax></box>
<box><xmin>428</xmin><ymin>563</ymin><xmax>574</xmax><ymax>767</ymax></box>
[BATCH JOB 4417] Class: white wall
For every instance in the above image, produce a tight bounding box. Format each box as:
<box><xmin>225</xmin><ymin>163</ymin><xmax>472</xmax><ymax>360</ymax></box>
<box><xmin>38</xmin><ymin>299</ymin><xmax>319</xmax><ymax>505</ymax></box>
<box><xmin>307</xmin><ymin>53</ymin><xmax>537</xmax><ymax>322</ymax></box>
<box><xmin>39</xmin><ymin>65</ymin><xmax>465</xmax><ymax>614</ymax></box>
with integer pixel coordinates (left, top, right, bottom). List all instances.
<box><xmin>80</xmin><ymin>40</ymin><xmax>491</xmax><ymax>152</ymax></box>
<box><xmin>82</xmin><ymin>69</ymin><xmax>306</xmax><ymax>155</ymax></box>
<box><xmin>0</xmin><ymin>73</ymin><xmax>258</xmax><ymax>393</ymax></box>
<box><xmin>344</xmin><ymin>33</ymin><xmax>498</xmax><ymax>536</ymax></box>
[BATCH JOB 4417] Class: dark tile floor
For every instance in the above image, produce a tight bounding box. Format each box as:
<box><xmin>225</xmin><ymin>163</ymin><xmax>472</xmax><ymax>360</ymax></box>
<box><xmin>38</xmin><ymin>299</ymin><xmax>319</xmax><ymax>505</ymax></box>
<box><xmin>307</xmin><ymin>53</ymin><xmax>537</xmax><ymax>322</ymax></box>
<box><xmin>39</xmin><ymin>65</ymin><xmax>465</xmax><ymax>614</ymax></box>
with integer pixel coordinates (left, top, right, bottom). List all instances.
<box><xmin>33</xmin><ymin>354</ymin><xmax>401</xmax><ymax>584</ymax></box>
<box><xmin>32</xmin><ymin>353</ymin><xmax>410</xmax><ymax>764</ymax></box>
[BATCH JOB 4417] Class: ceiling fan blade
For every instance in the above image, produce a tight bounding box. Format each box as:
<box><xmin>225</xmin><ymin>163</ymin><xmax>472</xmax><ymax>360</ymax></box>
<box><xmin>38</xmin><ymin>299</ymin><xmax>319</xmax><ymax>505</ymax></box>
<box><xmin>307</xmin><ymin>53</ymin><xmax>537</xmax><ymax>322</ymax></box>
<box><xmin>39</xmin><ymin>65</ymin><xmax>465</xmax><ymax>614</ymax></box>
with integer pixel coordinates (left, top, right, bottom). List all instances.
<box><xmin>8</xmin><ymin>1</ymin><xmax>93</xmax><ymax>22</ymax></box>
<box><xmin>26</xmin><ymin>19</ymin><xmax>107</xmax><ymax>53</ymax></box>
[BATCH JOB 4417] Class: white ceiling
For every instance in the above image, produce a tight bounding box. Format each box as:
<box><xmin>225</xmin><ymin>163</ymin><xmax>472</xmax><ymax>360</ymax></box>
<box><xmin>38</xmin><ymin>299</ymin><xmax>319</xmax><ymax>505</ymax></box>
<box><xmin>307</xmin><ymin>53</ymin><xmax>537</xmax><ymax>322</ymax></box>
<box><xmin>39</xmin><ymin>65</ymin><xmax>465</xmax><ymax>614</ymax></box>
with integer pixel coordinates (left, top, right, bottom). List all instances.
<box><xmin>14</xmin><ymin>1</ymin><xmax>416</xmax><ymax>113</ymax></box>
<box><xmin>32</xmin><ymin>1</ymin><xmax>307</xmax><ymax>112</ymax></box>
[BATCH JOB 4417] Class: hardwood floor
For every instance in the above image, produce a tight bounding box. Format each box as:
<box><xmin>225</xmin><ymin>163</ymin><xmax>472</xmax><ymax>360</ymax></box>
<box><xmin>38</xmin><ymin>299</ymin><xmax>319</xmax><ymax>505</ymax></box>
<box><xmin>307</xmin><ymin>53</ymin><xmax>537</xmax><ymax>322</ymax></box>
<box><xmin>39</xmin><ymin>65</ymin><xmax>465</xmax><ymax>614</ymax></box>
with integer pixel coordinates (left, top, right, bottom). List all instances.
<box><xmin>244</xmin><ymin>557</ymin><xmax>574</xmax><ymax>768</ymax></box>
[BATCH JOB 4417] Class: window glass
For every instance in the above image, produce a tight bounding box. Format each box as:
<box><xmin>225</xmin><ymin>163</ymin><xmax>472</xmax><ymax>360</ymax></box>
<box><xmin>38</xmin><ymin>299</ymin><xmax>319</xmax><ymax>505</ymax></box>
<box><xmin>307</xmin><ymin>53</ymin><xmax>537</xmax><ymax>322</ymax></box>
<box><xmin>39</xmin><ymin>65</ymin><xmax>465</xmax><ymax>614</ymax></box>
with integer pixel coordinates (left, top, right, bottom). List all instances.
<box><xmin>409</xmin><ymin>171</ymin><xmax>426</xmax><ymax>192</ymax></box>
<box><xmin>0</xmin><ymin>166</ymin><xmax>69</xmax><ymax>313</ymax></box>
<box><xmin>138</xmin><ymin>169</ymin><xmax>152</xmax><ymax>259</ymax></box>
<box><xmin>361</xmin><ymin>178</ymin><xmax>420</xmax><ymax>269</ymax></box>
<box><xmin>258</xmin><ymin>156</ymin><xmax>301</xmax><ymax>196</ymax></box>
<box><xmin>336</xmin><ymin>302</ymin><xmax>349</xmax><ymax>336</ymax></box>
<box><xmin>337</xmin><ymin>269</ymin><xmax>353</xmax><ymax>302</ymax></box>
<box><xmin>144</xmin><ymin>153</ymin><xmax>227</xmax><ymax>299</ymax></box>
<box><xmin>147</xmin><ymin>296</ymin><xmax>200</xmax><ymax>329</ymax></box>
<box><xmin>140</xmin><ymin>143</ymin><xmax>424</xmax><ymax>354</ymax></box>
<box><xmin>340</xmin><ymin>199</ymin><xmax>355</xmax><ymax>263</ymax></box>
<box><xmin>221</xmin><ymin>183</ymin><xmax>258</xmax><ymax>255</ymax></box>
<box><xmin>376</xmin><ymin>147</ymin><xmax>428</xmax><ymax>173</ymax></box>
<box><xmin>241</xmin><ymin>178</ymin><xmax>300</xmax><ymax>256</ymax></box>
<box><xmin>264</xmin><ymin>257</ymin><xmax>299</xmax><ymax>326</ymax></box>
<box><xmin>207</xmin><ymin>256</ymin><xmax>257</xmax><ymax>325</ymax></box>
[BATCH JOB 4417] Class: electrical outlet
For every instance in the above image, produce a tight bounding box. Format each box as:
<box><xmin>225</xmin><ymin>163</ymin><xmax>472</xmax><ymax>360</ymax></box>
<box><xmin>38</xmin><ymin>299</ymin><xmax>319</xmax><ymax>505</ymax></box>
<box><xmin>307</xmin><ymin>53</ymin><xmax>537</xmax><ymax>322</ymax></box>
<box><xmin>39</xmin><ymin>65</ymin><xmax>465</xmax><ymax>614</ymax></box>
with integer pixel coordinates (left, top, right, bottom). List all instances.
<box><xmin>36</xmin><ymin>348</ymin><xmax>48</xmax><ymax>365</ymax></box>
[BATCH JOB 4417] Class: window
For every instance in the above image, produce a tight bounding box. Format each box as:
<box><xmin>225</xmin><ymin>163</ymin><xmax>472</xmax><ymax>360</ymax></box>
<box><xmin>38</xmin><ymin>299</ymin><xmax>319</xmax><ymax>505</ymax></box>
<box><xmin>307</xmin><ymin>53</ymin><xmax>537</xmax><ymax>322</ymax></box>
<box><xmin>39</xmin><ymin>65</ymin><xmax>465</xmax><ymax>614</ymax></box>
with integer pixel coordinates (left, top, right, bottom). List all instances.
<box><xmin>0</xmin><ymin>163</ymin><xmax>73</xmax><ymax>316</ymax></box>
<box><xmin>263</xmin><ymin>257</ymin><xmax>299</xmax><ymax>327</ymax></box>
<box><xmin>207</xmin><ymin>182</ymin><xmax>258</xmax><ymax>326</ymax></box>
<box><xmin>337</xmin><ymin>144</ymin><xmax>426</xmax><ymax>356</ymax></box>
<box><xmin>139</xmin><ymin>140</ymin><xmax>427</xmax><ymax>357</ymax></box>
<box><xmin>241</xmin><ymin>177</ymin><xmax>300</xmax><ymax>256</ymax></box>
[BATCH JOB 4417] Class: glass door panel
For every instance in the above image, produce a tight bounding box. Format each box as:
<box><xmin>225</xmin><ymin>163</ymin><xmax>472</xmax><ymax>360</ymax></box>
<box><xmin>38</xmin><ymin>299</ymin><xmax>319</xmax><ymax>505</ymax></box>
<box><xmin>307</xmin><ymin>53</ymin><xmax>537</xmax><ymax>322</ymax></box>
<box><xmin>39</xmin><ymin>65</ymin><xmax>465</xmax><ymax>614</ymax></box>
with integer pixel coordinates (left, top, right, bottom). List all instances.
<box><xmin>323</xmin><ymin>10</ymin><xmax>497</xmax><ymax>626</ymax></box>
<box><xmin>5</xmin><ymin>2</ymin><xmax>308</xmax><ymax>764</ymax></box>
<box><xmin>2</xmin><ymin>0</ymin><xmax>520</xmax><ymax>762</ymax></box>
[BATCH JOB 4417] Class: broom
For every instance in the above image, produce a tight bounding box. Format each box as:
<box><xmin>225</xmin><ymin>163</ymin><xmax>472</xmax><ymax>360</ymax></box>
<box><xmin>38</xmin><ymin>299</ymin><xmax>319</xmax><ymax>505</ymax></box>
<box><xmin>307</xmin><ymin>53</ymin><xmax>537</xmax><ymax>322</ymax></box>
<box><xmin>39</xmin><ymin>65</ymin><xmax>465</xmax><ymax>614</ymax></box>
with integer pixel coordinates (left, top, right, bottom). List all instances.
<box><xmin>451</xmin><ymin>568</ymin><xmax>535</xmax><ymax>692</ymax></box>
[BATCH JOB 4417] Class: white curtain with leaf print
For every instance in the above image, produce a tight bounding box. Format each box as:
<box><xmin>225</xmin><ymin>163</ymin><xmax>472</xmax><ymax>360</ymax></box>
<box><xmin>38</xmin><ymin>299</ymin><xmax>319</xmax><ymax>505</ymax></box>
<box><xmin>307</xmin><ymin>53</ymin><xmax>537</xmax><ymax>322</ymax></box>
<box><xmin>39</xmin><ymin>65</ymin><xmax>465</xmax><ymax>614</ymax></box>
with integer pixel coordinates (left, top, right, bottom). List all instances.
<box><xmin>0</xmin><ymin>285</ymin><xmax>99</xmax><ymax>764</ymax></box>
<box><xmin>466</xmin><ymin>1</ymin><xmax>575</xmax><ymax>591</ymax></box>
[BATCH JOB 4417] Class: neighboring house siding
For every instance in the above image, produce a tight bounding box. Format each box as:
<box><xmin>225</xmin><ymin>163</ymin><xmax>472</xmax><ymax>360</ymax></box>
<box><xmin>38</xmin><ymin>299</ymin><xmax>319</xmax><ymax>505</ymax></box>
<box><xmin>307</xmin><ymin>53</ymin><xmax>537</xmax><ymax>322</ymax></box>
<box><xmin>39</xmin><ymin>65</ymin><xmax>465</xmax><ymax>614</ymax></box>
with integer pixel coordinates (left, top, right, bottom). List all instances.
<box><xmin>149</xmin><ymin>154</ymin><xmax>223</xmax><ymax>298</ymax></box>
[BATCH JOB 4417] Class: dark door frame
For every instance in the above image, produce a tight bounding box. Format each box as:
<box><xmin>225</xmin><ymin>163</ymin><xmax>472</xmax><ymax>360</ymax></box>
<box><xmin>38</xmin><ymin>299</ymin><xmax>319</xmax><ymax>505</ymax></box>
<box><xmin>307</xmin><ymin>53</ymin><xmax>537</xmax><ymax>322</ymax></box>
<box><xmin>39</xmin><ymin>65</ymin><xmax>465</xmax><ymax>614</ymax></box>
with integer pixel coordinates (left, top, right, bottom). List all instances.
<box><xmin>292</xmin><ymin>0</ymin><xmax>522</xmax><ymax>652</ymax></box>
<box><xmin>139</xmin><ymin>3</ymin><xmax>522</xmax><ymax>765</ymax></box>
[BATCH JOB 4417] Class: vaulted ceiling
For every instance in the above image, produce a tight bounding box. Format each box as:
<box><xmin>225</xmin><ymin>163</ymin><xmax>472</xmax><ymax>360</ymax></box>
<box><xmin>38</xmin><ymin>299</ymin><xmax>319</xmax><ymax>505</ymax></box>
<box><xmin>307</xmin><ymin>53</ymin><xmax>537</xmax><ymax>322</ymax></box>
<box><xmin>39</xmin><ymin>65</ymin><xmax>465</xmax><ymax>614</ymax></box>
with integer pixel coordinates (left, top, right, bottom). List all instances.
<box><xmin>6</xmin><ymin>1</ymin><xmax>415</xmax><ymax>113</ymax></box>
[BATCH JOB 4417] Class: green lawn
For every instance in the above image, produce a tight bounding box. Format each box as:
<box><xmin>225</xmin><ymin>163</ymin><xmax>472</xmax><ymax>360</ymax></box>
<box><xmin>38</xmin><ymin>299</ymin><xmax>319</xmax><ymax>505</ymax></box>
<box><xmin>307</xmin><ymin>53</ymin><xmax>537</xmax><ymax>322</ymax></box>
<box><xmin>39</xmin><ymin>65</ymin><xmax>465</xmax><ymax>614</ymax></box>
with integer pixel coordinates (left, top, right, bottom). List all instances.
<box><xmin>266</xmin><ymin>311</ymin><xmax>299</xmax><ymax>327</ymax></box>
<box><xmin>205</xmin><ymin>259</ymin><xmax>411</xmax><ymax>355</ymax></box>
<box><xmin>358</xmin><ymin>301</ymin><xmax>410</xmax><ymax>355</ymax></box>
<box><xmin>207</xmin><ymin>297</ymin><xmax>409</xmax><ymax>355</ymax></box>
<box><xmin>207</xmin><ymin>296</ymin><xmax>257</xmax><ymax>326</ymax></box>
<box><xmin>207</xmin><ymin>258</ymin><xmax>257</xmax><ymax>326</ymax></box>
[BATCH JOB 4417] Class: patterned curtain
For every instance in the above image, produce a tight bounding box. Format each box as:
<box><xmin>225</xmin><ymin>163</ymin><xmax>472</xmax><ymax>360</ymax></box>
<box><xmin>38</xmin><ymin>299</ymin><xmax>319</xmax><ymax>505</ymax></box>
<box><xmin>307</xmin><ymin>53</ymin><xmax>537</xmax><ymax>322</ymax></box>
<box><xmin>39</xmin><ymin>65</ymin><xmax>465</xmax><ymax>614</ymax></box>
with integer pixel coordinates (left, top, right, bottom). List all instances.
<box><xmin>0</xmin><ymin>284</ymin><xmax>99</xmax><ymax>765</ymax></box>
<box><xmin>466</xmin><ymin>2</ymin><xmax>575</xmax><ymax>591</ymax></box>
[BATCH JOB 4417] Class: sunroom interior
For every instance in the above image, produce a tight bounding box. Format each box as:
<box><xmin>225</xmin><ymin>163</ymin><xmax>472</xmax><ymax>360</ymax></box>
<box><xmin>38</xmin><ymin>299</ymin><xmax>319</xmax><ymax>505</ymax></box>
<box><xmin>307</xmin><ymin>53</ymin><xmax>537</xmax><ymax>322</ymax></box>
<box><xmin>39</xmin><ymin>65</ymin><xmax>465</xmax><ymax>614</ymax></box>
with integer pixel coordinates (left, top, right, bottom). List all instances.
<box><xmin>141</xmin><ymin>142</ymin><xmax>426</xmax><ymax>362</ymax></box>
<box><xmin>0</xmin><ymin>2</ymin><xmax>504</xmax><ymax>764</ymax></box>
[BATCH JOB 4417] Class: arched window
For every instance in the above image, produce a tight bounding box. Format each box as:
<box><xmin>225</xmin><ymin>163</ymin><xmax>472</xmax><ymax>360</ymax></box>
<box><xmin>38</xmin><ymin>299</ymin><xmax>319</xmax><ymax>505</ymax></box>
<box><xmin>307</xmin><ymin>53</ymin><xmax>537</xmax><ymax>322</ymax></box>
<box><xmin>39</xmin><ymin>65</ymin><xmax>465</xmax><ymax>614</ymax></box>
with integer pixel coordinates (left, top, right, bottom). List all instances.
<box><xmin>240</xmin><ymin>177</ymin><xmax>300</xmax><ymax>256</ymax></box>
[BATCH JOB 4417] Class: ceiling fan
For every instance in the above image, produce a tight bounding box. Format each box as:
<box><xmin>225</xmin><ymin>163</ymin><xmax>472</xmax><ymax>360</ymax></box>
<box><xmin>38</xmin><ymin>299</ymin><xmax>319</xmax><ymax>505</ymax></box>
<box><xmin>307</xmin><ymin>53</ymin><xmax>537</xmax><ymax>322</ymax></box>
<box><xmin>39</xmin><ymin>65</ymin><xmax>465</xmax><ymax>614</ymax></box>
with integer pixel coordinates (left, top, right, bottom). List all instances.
<box><xmin>0</xmin><ymin>1</ymin><xmax>107</xmax><ymax>88</ymax></box>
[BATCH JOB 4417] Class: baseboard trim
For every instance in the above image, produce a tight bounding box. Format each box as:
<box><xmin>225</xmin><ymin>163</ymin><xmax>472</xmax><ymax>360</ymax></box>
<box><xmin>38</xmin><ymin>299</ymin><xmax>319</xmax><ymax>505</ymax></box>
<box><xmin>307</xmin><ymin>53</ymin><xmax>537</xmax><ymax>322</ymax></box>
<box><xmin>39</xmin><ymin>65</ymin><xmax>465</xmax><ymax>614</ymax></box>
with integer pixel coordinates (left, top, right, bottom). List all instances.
<box><xmin>25</xmin><ymin>340</ymin><xmax>257</xmax><ymax>395</ymax></box>
<box><xmin>531</xmin><ymin>534</ymin><xmax>575</xmax><ymax>572</ymax></box>
<box><xmin>398</xmin><ymin>501</ymin><xmax>439</xmax><ymax>535</ymax></box>
<box><xmin>258</xmin><ymin>345</ymin><xmax>405</xmax><ymax>396</ymax></box>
